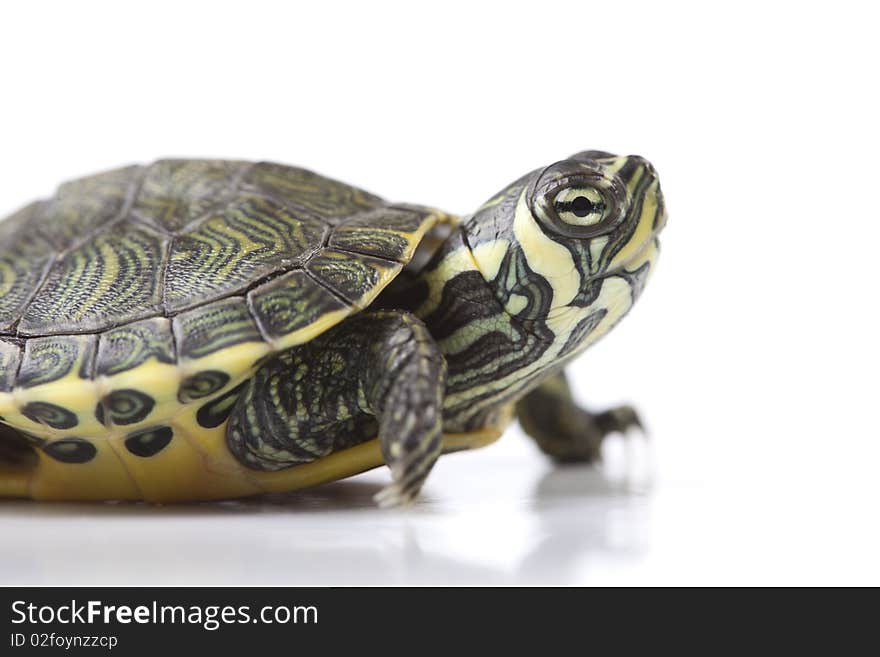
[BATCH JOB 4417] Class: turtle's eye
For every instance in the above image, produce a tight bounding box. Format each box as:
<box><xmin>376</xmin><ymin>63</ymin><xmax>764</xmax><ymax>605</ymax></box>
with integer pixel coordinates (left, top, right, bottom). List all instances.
<box><xmin>529</xmin><ymin>164</ymin><xmax>628</xmax><ymax>239</ymax></box>
<box><xmin>552</xmin><ymin>187</ymin><xmax>607</xmax><ymax>228</ymax></box>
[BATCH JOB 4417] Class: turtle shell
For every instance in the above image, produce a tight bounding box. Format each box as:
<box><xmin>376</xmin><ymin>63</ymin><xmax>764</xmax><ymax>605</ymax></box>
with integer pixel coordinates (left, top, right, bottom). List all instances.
<box><xmin>0</xmin><ymin>160</ymin><xmax>451</xmax><ymax>470</ymax></box>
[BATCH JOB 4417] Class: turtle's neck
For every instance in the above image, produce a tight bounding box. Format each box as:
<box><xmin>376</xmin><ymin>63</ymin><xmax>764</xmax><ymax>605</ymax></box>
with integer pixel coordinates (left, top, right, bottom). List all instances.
<box><xmin>395</xmin><ymin>228</ymin><xmax>551</xmax><ymax>431</ymax></box>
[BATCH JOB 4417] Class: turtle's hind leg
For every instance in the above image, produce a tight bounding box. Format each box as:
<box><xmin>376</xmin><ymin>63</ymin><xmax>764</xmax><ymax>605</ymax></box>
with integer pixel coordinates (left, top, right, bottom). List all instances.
<box><xmin>0</xmin><ymin>424</ymin><xmax>38</xmax><ymax>499</ymax></box>
<box><xmin>516</xmin><ymin>370</ymin><xmax>642</xmax><ymax>463</ymax></box>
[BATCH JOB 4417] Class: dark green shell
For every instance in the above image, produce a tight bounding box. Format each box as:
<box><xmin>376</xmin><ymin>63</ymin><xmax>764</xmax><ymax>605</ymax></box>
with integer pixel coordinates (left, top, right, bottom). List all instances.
<box><xmin>0</xmin><ymin>160</ymin><xmax>448</xmax><ymax>392</ymax></box>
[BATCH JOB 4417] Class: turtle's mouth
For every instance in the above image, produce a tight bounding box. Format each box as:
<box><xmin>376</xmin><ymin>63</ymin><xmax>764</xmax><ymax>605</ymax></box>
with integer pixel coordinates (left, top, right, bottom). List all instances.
<box><xmin>604</xmin><ymin>228</ymin><xmax>663</xmax><ymax>280</ymax></box>
<box><xmin>629</xmin><ymin>231</ymin><xmax>662</xmax><ymax>267</ymax></box>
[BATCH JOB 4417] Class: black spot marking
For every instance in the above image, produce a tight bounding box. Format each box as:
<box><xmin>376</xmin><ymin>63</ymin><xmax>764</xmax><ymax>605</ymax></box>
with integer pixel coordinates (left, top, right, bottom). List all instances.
<box><xmin>21</xmin><ymin>402</ymin><xmax>78</xmax><ymax>430</ymax></box>
<box><xmin>94</xmin><ymin>402</ymin><xmax>106</xmax><ymax>427</ymax></box>
<box><xmin>100</xmin><ymin>389</ymin><xmax>155</xmax><ymax>426</ymax></box>
<box><xmin>124</xmin><ymin>426</ymin><xmax>173</xmax><ymax>457</ymax></box>
<box><xmin>197</xmin><ymin>382</ymin><xmax>247</xmax><ymax>429</ymax></box>
<box><xmin>43</xmin><ymin>438</ymin><xmax>97</xmax><ymax>464</ymax></box>
<box><xmin>178</xmin><ymin>370</ymin><xmax>230</xmax><ymax>403</ymax></box>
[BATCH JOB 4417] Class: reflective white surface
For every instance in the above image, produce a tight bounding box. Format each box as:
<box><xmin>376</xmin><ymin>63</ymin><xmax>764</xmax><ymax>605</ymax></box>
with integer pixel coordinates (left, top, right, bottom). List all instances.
<box><xmin>3</xmin><ymin>423</ymin><xmax>878</xmax><ymax>586</ymax></box>
<box><xmin>0</xmin><ymin>2</ymin><xmax>876</xmax><ymax>587</ymax></box>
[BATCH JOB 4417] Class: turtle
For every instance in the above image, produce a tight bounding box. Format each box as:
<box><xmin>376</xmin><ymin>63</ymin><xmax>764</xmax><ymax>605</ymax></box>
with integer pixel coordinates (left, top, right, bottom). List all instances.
<box><xmin>0</xmin><ymin>151</ymin><xmax>666</xmax><ymax>507</ymax></box>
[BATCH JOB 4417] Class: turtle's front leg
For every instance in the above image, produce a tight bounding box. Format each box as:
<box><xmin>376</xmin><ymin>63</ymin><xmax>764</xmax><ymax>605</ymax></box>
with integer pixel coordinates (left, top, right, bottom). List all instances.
<box><xmin>360</xmin><ymin>312</ymin><xmax>447</xmax><ymax>507</ymax></box>
<box><xmin>515</xmin><ymin>370</ymin><xmax>642</xmax><ymax>463</ymax></box>
<box><xmin>227</xmin><ymin>310</ymin><xmax>446</xmax><ymax>507</ymax></box>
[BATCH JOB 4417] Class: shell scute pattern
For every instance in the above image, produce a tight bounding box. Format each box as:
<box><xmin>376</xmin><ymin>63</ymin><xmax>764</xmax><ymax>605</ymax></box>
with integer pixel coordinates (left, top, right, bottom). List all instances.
<box><xmin>0</xmin><ymin>202</ymin><xmax>56</xmax><ymax>334</ymax></box>
<box><xmin>17</xmin><ymin>334</ymin><xmax>97</xmax><ymax>388</ymax></box>
<box><xmin>305</xmin><ymin>249</ymin><xmax>402</xmax><ymax>309</ymax></box>
<box><xmin>95</xmin><ymin>317</ymin><xmax>176</xmax><ymax>378</ymax></box>
<box><xmin>239</xmin><ymin>162</ymin><xmax>384</xmax><ymax>221</ymax></box>
<box><xmin>0</xmin><ymin>339</ymin><xmax>22</xmax><ymax>393</ymax></box>
<box><xmin>329</xmin><ymin>206</ymin><xmax>432</xmax><ymax>263</ymax></box>
<box><xmin>0</xmin><ymin>159</ymin><xmax>447</xmax><ymax>476</ymax></box>
<box><xmin>19</xmin><ymin>222</ymin><xmax>168</xmax><ymax>336</ymax></box>
<box><xmin>247</xmin><ymin>270</ymin><xmax>350</xmax><ymax>345</ymax></box>
<box><xmin>36</xmin><ymin>165</ymin><xmax>142</xmax><ymax>251</ymax></box>
<box><xmin>164</xmin><ymin>194</ymin><xmax>328</xmax><ymax>313</ymax></box>
<box><xmin>130</xmin><ymin>159</ymin><xmax>251</xmax><ymax>234</ymax></box>
<box><xmin>172</xmin><ymin>296</ymin><xmax>265</xmax><ymax>361</ymax></box>
<box><xmin>0</xmin><ymin>159</ymin><xmax>438</xmax><ymax>341</ymax></box>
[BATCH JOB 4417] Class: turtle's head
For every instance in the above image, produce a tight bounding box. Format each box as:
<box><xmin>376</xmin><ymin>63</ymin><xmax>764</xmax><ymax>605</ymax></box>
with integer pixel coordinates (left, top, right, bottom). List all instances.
<box><xmin>462</xmin><ymin>151</ymin><xmax>666</xmax><ymax>353</ymax></box>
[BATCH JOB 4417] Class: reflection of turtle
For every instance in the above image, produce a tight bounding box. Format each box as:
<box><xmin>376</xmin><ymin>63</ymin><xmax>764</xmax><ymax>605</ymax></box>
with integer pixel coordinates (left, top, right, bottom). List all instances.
<box><xmin>0</xmin><ymin>152</ymin><xmax>666</xmax><ymax>506</ymax></box>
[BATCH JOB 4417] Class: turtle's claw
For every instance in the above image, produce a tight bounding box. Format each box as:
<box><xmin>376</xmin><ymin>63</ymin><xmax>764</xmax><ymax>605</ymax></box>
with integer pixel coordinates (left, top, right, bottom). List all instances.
<box><xmin>596</xmin><ymin>404</ymin><xmax>645</xmax><ymax>438</ymax></box>
<box><xmin>373</xmin><ymin>463</ymin><xmax>424</xmax><ymax>508</ymax></box>
<box><xmin>373</xmin><ymin>481</ymin><xmax>418</xmax><ymax>509</ymax></box>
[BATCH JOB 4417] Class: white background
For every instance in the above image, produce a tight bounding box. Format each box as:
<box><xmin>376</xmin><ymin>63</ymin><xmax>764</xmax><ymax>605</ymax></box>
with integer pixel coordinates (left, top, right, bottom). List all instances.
<box><xmin>0</xmin><ymin>1</ymin><xmax>877</xmax><ymax>585</ymax></box>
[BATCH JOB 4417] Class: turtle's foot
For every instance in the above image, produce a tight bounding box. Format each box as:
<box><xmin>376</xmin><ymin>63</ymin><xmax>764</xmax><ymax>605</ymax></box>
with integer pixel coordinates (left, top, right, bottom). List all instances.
<box><xmin>373</xmin><ymin>465</ymin><xmax>423</xmax><ymax>509</ymax></box>
<box><xmin>547</xmin><ymin>403</ymin><xmax>645</xmax><ymax>464</ymax></box>
<box><xmin>595</xmin><ymin>404</ymin><xmax>644</xmax><ymax>439</ymax></box>
<box><xmin>516</xmin><ymin>371</ymin><xmax>646</xmax><ymax>464</ymax></box>
<box><xmin>373</xmin><ymin>426</ymin><xmax>441</xmax><ymax>508</ymax></box>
